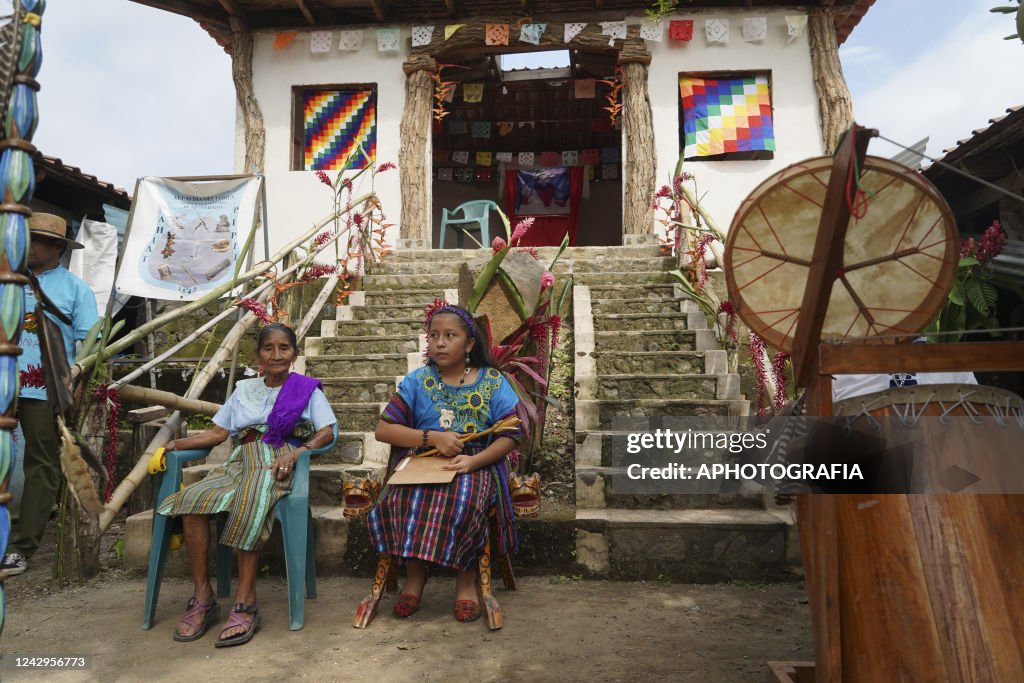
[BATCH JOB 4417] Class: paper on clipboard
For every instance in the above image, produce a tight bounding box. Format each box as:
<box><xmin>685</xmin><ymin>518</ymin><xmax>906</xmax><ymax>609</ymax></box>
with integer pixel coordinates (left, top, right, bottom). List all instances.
<box><xmin>386</xmin><ymin>456</ymin><xmax>458</xmax><ymax>485</ymax></box>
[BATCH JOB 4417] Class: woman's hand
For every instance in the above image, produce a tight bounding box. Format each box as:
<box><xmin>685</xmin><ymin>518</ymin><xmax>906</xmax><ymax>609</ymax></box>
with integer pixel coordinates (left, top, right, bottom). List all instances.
<box><xmin>164</xmin><ymin>440</ymin><xmax>176</xmax><ymax>452</ymax></box>
<box><xmin>442</xmin><ymin>454</ymin><xmax>476</xmax><ymax>475</ymax></box>
<box><xmin>270</xmin><ymin>449</ymin><xmax>301</xmax><ymax>481</ymax></box>
<box><xmin>430</xmin><ymin>431</ymin><xmax>464</xmax><ymax>457</ymax></box>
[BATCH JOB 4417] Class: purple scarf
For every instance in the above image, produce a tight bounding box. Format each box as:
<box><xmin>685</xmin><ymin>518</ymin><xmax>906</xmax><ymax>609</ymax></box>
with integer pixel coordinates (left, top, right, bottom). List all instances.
<box><xmin>262</xmin><ymin>372</ymin><xmax>323</xmax><ymax>448</ymax></box>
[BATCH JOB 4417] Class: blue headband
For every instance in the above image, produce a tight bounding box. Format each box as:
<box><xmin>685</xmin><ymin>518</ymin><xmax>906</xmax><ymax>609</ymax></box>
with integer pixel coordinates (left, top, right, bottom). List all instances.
<box><xmin>429</xmin><ymin>306</ymin><xmax>477</xmax><ymax>337</ymax></box>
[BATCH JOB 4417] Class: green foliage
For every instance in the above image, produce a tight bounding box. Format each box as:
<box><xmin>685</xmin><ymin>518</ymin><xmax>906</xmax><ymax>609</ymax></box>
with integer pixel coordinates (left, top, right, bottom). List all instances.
<box><xmin>990</xmin><ymin>1</ymin><xmax>1023</xmax><ymax>42</ymax></box>
<box><xmin>928</xmin><ymin>256</ymin><xmax>1024</xmax><ymax>342</ymax></box>
<box><xmin>644</xmin><ymin>0</ymin><xmax>681</xmax><ymax>22</ymax></box>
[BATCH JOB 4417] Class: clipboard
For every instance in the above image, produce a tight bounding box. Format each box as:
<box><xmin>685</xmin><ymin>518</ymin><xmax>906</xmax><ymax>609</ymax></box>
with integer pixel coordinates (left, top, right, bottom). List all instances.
<box><xmin>386</xmin><ymin>455</ymin><xmax>458</xmax><ymax>485</ymax></box>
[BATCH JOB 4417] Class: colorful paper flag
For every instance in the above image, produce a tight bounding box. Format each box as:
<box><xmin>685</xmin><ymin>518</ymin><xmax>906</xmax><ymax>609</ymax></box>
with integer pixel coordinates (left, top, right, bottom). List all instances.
<box><xmin>486</xmin><ymin>24</ymin><xmax>510</xmax><ymax>46</ymax></box>
<box><xmin>562</xmin><ymin>150</ymin><xmax>579</xmax><ymax>166</ymax></box>
<box><xmin>412</xmin><ymin>26</ymin><xmax>435</xmax><ymax>47</ymax></box>
<box><xmin>602</xmin><ymin>164</ymin><xmax>618</xmax><ymax>179</ymax></box>
<box><xmin>518</xmin><ymin>152</ymin><xmax>535</xmax><ymax>166</ymax></box>
<box><xmin>581</xmin><ymin>149</ymin><xmax>600</xmax><ymax>165</ymax></box>
<box><xmin>600</xmin><ymin>21</ymin><xmax>627</xmax><ymax>46</ymax></box>
<box><xmin>476</xmin><ymin>151</ymin><xmax>493</xmax><ymax>166</ymax></box>
<box><xmin>448</xmin><ymin>120</ymin><xmax>468</xmax><ymax>135</ymax></box>
<box><xmin>705</xmin><ymin>19</ymin><xmax>729</xmax><ymax>44</ymax></box>
<box><xmin>564</xmin><ymin>22</ymin><xmax>587</xmax><ymax>43</ymax></box>
<box><xmin>575</xmin><ymin>79</ymin><xmax>596</xmax><ymax>99</ymax></box>
<box><xmin>376</xmin><ymin>27</ymin><xmax>400</xmax><ymax>52</ymax></box>
<box><xmin>338</xmin><ymin>30</ymin><xmax>363</xmax><ymax>51</ymax></box>
<box><xmin>451</xmin><ymin>151</ymin><xmax>470</xmax><ymax>164</ymax></box>
<box><xmin>434</xmin><ymin>149</ymin><xmax>450</xmax><ymax>162</ymax></box>
<box><xmin>303</xmin><ymin>89</ymin><xmax>376</xmax><ymax>171</ymax></box>
<box><xmin>463</xmin><ymin>83</ymin><xmax>484</xmax><ymax>103</ymax></box>
<box><xmin>455</xmin><ymin>168</ymin><xmax>474</xmax><ymax>183</ymax></box>
<box><xmin>445</xmin><ymin>24</ymin><xmax>465</xmax><ymax>40</ymax></box>
<box><xmin>540</xmin><ymin>151</ymin><xmax>560</xmax><ymax>166</ymax></box>
<box><xmin>640</xmin><ymin>20</ymin><xmax>664</xmax><ymax>42</ymax></box>
<box><xmin>475</xmin><ymin>166</ymin><xmax>494</xmax><ymax>182</ymax></box>
<box><xmin>310</xmin><ymin>31</ymin><xmax>332</xmax><ymax>53</ymax></box>
<box><xmin>743</xmin><ymin>17</ymin><xmax>767</xmax><ymax>43</ymax></box>
<box><xmin>669</xmin><ymin>20</ymin><xmax>694</xmax><ymax>42</ymax></box>
<box><xmin>437</xmin><ymin>167</ymin><xmax>453</xmax><ymax>181</ymax></box>
<box><xmin>601</xmin><ymin>147</ymin><xmax>620</xmax><ymax>163</ymax></box>
<box><xmin>520</xmin><ymin>23</ymin><xmax>546</xmax><ymax>46</ymax></box>
<box><xmin>497</xmin><ymin>121</ymin><xmax>514</xmax><ymax>136</ymax></box>
<box><xmin>273</xmin><ymin>31</ymin><xmax>298</xmax><ymax>49</ymax></box>
<box><xmin>679</xmin><ymin>74</ymin><xmax>775</xmax><ymax>158</ymax></box>
<box><xmin>495</xmin><ymin>152</ymin><xmax>513</xmax><ymax>163</ymax></box>
<box><xmin>471</xmin><ymin>122</ymin><xmax>491</xmax><ymax>139</ymax></box>
<box><xmin>786</xmin><ymin>15</ymin><xmax>808</xmax><ymax>43</ymax></box>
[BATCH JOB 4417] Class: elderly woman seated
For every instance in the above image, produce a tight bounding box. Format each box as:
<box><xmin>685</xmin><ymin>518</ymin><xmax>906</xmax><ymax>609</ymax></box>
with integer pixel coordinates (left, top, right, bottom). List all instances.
<box><xmin>157</xmin><ymin>323</ymin><xmax>336</xmax><ymax>647</ymax></box>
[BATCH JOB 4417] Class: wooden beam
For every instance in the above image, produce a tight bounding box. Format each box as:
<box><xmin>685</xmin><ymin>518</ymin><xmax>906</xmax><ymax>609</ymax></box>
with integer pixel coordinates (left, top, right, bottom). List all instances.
<box><xmin>444</xmin><ymin>0</ymin><xmax>456</xmax><ymax>17</ymax></box>
<box><xmin>129</xmin><ymin>0</ymin><xmax>229</xmax><ymax>27</ymax></box>
<box><xmin>951</xmin><ymin>172</ymin><xmax>1022</xmax><ymax>218</ymax></box>
<box><xmin>522</xmin><ymin>0</ymin><xmax>533</xmax><ymax>13</ymax></box>
<box><xmin>217</xmin><ymin>0</ymin><xmax>247</xmax><ymax>29</ymax></box>
<box><xmin>369</xmin><ymin>0</ymin><xmax>386</xmax><ymax>21</ymax></box>
<box><xmin>819</xmin><ymin>342</ymin><xmax>1024</xmax><ymax>375</ymax></box>
<box><xmin>295</xmin><ymin>0</ymin><xmax>316</xmax><ymax>25</ymax></box>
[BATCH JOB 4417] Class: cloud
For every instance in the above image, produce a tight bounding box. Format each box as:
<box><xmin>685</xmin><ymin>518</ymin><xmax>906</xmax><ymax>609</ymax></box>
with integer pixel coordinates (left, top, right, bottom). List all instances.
<box><xmin>837</xmin><ymin>45</ymin><xmax>882</xmax><ymax>67</ymax></box>
<box><xmin>34</xmin><ymin>1</ymin><xmax>235</xmax><ymax>192</ymax></box>
<box><xmin>848</xmin><ymin>3</ymin><xmax>1024</xmax><ymax>160</ymax></box>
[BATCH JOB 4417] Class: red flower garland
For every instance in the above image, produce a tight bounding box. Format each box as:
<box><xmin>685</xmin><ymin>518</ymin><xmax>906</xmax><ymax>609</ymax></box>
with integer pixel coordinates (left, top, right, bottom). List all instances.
<box><xmin>748</xmin><ymin>333</ymin><xmax>769</xmax><ymax>417</ymax></box>
<box><xmin>772</xmin><ymin>351</ymin><xmax>789</xmax><ymax>413</ymax></box>
<box><xmin>94</xmin><ymin>384</ymin><xmax>122</xmax><ymax>502</ymax></box>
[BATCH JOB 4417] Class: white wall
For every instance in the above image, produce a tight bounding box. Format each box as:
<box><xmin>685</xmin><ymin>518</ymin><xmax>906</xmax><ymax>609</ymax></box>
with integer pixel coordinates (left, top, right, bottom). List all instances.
<box><xmin>242</xmin><ymin>10</ymin><xmax>822</xmax><ymax>252</ymax></box>
<box><xmin>644</xmin><ymin>9</ymin><xmax>822</xmax><ymax>236</ymax></box>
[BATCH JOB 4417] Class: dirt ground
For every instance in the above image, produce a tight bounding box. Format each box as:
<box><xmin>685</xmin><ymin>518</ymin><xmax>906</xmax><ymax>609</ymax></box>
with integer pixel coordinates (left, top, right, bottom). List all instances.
<box><xmin>3</xmin><ymin>571</ymin><xmax>812</xmax><ymax>683</ymax></box>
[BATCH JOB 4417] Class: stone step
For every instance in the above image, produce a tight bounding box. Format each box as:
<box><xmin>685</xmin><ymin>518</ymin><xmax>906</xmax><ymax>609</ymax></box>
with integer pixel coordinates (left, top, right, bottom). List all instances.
<box><xmin>362</xmin><ymin>273</ymin><xmax>459</xmax><ymax>290</ymax></box>
<box><xmin>390</xmin><ymin>245</ymin><xmax>665</xmax><ymax>262</ymax></box>
<box><xmin>181</xmin><ymin>462</ymin><xmax>385</xmax><ymax>507</ymax></box>
<box><xmin>575</xmin><ymin>466</ymin><xmax>766</xmax><ymax>511</ymax></box>
<box><xmin>330</xmin><ymin>402</ymin><xmax>385</xmax><ymax>432</ymax></box>
<box><xmin>319</xmin><ymin>377</ymin><xmax>397</xmax><ymax>403</ymax></box>
<box><xmin>594</xmin><ymin>329</ymin><xmax>696</xmax><ymax>352</ymax></box>
<box><xmin>362</xmin><ymin>288</ymin><xmax>446</xmax><ymax>306</ymax></box>
<box><xmin>593</xmin><ymin>350</ymin><xmax>711</xmax><ymax>376</ymax></box>
<box><xmin>586</xmin><ymin>284</ymin><xmax>677</xmax><ymax>300</ymax></box>
<box><xmin>574</xmin><ymin>270</ymin><xmax>675</xmax><ymax>286</ymax></box>
<box><xmin>593</xmin><ymin>313</ymin><xmax>689</xmax><ymax>333</ymax></box>
<box><xmin>326</xmin><ymin>318</ymin><xmax>425</xmax><ymax>337</ymax></box>
<box><xmin>597</xmin><ymin>374</ymin><xmax>722</xmax><ymax>401</ymax></box>
<box><xmin>591</xmin><ymin>298</ymin><xmax>682</xmax><ymax>316</ymax></box>
<box><xmin>579</xmin><ymin>398</ymin><xmax>748</xmax><ymax>430</ymax></box>
<box><xmin>314</xmin><ymin>334</ymin><xmax>419</xmax><ymax>356</ymax></box>
<box><xmin>376</xmin><ymin>260</ymin><xmax>463</xmax><ymax>275</ymax></box>
<box><xmin>575</xmin><ymin>508</ymin><xmax>793</xmax><ymax>582</ymax></box>
<box><xmin>552</xmin><ymin>256</ymin><xmax>676</xmax><ymax>274</ymax></box>
<box><xmin>578</xmin><ymin>428</ymin><xmax>760</xmax><ymax>468</ymax></box>
<box><xmin>351</xmin><ymin>304</ymin><xmax>431</xmax><ymax>321</ymax></box>
<box><xmin>305</xmin><ymin>354</ymin><xmax>410</xmax><ymax>378</ymax></box>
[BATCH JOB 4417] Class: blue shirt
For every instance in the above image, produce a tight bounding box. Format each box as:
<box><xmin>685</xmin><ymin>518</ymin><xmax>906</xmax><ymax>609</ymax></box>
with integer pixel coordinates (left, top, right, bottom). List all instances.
<box><xmin>20</xmin><ymin>266</ymin><xmax>99</xmax><ymax>401</ymax></box>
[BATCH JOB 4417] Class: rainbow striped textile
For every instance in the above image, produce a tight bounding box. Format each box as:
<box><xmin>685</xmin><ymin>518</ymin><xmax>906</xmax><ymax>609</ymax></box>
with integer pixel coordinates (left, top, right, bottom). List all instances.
<box><xmin>303</xmin><ymin>89</ymin><xmax>377</xmax><ymax>171</ymax></box>
<box><xmin>679</xmin><ymin>74</ymin><xmax>774</xmax><ymax>158</ymax></box>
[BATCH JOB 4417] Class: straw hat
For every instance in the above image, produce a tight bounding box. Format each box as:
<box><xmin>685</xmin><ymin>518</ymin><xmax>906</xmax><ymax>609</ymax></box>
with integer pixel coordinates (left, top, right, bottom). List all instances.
<box><xmin>29</xmin><ymin>213</ymin><xmax>84</xmax><ymax>249</ymax></box>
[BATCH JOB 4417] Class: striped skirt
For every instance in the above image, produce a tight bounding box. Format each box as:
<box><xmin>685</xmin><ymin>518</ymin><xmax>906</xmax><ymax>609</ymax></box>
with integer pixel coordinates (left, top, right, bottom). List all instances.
<box><xmin>367</xmin><ymin>462</ymin><xmax>501</xmax><ymax>571</ymax></box>
<box><xmin>156</xmin><ymin>429</ymin><xmax>291</xmax><ymax>552</ymax></box>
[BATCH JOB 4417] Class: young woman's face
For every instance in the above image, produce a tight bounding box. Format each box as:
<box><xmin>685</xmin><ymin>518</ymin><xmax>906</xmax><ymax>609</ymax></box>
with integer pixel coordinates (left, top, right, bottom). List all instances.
<box><xmin>257</xmin><ymin>330</ymin><xmax>297</xmax><ymax>375</ymax></box>
<box><xmin>428</xmin><ymin>313</ymin><xmax>474</xmax><ymax>370</ymax></box>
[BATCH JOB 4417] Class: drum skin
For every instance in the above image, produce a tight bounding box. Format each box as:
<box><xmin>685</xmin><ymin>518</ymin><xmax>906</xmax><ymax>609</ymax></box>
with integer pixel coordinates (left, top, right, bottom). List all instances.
<box><xmin>799</xmin><ymin>385</ymin><xmax>1024</xmax><ymax>682</ymax></box>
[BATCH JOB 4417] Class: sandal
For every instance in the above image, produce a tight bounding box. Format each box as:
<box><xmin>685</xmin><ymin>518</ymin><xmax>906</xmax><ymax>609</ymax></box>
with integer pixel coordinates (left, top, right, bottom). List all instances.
<box><xmin>173</xmin><ymin>596</ymin><xmax>220</xmax><ymax>642</ymax></box>
<box><xmin>393</xmin><ymin>593</ymin><xmax>422</xmax><ymax>618</ymax></box>
<box><xmin>214</xmin><ymin>603</ymin><xmax>260</xmax><ymax>648</ymax></box>
<box><xmin>454</xmin><ymin>599</ymin><xmax>481</xmax><ymax>623</ymax></box>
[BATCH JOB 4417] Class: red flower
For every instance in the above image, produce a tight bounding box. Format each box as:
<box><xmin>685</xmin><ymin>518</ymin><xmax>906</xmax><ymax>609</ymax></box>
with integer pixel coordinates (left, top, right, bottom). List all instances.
<box><xmin>510</xmin><ymin>217</ymin><xmax>535</xmax><ymax>244</ymax></box>
<box><xmin>238</xmin><ymin>297</ymin><xmax>273</xmax><ymax>323</ymax></box>
<box><xmin>492</xmin><ymin>236</ymin><xmax>507</xmax><ymax>253</ymax></box>
<box><xmin>300</xmin><ymin>263</ymin><xmax>339</xmax><ymax>281</ymax></box>
<box><xmin>654</xmin><ymin>185</ymin><xmax>672</xmax><ymax>199</ymax></box>
<box><xmin>374</xmin><ymin>161</ymin><xmax>397</xmax><ymax>174</ymax></box>
<box><xmin>549</xmin><ymin>315</ymin><xmax>562</xmax><ymax>346</ymax></box>
<box><xmin>540</xmin><ymin>271</ymin><xmax>554</xmax><ymax>289</ymax></box>
<box><xmin>19</xmin><ymin>364</ymin><xmax>45</xmax><ymax>388</ymax></box>
<box><xmin>516</xmin><ymin>246</ymin><xmax>539</xmax><ymax>260</ymax></box>
<box><xmin>312</xmin><ymin>230</ymin><xmax>333</xmax><ymax>248</ymax></box>
<box><xmin>315</xmin><ymin>170</ymin><xmax>331</xmax><ymax>187</ymax></box>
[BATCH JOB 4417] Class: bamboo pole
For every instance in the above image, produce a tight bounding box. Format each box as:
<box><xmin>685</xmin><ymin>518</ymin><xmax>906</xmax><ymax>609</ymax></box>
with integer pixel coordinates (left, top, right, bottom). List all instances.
<box><xmin>296</xmin><ymin>274</ymin><xmax>339</xmax><ymax>342</ymax></box>
<box><xmin>115</xmin><ymin>386</ymin><xmax>221</xmax><ymax>417</ymax></box>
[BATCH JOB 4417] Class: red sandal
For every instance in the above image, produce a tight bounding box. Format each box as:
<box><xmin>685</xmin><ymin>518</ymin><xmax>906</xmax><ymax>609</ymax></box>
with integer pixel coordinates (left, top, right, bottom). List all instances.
<box><xmin>454</xmin><ymin>599</ymin><xmax>481</xmax><ymax>623</ymax></box>
<box><xmin>392</xmin><ymin>593</ymin><xmax>422</xmax><ymax>618</ymax></box>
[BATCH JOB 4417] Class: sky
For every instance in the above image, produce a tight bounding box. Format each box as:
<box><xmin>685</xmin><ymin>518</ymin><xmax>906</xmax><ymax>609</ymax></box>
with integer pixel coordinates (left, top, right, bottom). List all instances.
<box><xmin>30</xmin><ymin>0</ymin><xmax>1024</xmax><ymax>191</ymax></box>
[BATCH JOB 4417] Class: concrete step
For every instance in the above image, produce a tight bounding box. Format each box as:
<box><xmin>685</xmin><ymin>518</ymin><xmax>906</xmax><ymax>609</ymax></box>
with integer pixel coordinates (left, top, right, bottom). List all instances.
<box><xmin>324</xmin><ymin>318</ymin><xmax>425</xmax><ymax>337</ymax></box>
<box><xmin>593</xmin><ymin>350</ymin><xmax>714</xmax><ymax>376</ymax></box>
<box><xmin>593</xmin><ymin>312</ymin><xmax>688</xmax><ymax>332</ymax></box>
<box><xmin>578</xmin><ymin>398</ymin><xmax>749</xmax><ymax>430</ymax></box>
<box><xmin>305</xmin><ymin>353</ymin><xmax>410</xmax><ymax>378</ymax></box>
<box><xmin>390</xmin><ymin>245</ymin><xmax>665</xmax><ymax>262</ymax></box>
<box><xmin>574</xmin><ymin>508</ymin><xmax>793</xmax><ymax>582</ymax></box>
<box><xmin>586</xmin><ymin>284</ymin><xmax>677</xmax><ymax>300</ymax></box>
<box><xmin>574</xmin><ymin>270</ymin><xmax>674</xmax><ymax>286</ymax></box>
<box><xmin>597</xmin><ymin>374</ymin><xmax>728</xmax><ymax>401</ymax></box>
<box><xmin>376</xmin><ymin>260</ymin><xmax>463</xmax><ymax>275</ymax></box>
<box><xmin>362</xmin><ymin>288</ymin><xmax>446</xmax><ymax>306</ymax></box>
<box><xmin>575</xmin><ymin>466</ymin><xmax>766</xmax><ymax>511</ymax></box>
<box><xmin>351</xmin><ymin>303</ymin><xmax>431</xmax><ymax>321</ymax></box>
<box><xmin>552</xmin><ymin>256</ymin><xmax>676</xmax><ymax>274</ymax></box>
<box><xmin>591</xmin><ymin>298</ymin><xmax>682</xmax><ymax>316</ymax></box>
<box><xmin>319</xmin><ymin>377</ymin><xmax>397</xmax><ymax>404</ymax></box>
<box><xmin>594</xmin><ymin>329</ymin><xmax>696</xmax><ymax>353</ymax></box>
<box><xmin>329</xmin><ymin>402</ymin><xmax>385</xmax><ymax>432</ymax></box>
<box><xmin>313</xmin><ymin>334</ymin><xmax>418</xmax><ymax>356</ymax></box>
<box><xmin>181</xmin><ymin>462</ymin><xmax>385</xmax><ymax>507</ymax></box>
<box><xmin>362</xmin><ymin>273</ymin><xmax>459</xmax><ymax>290</ymax></box>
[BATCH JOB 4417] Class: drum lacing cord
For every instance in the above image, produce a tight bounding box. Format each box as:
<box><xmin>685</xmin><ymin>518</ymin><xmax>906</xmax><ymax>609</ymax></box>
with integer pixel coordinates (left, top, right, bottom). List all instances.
<box><xmin>938</xmin><ymin>390</ymin><xmax>982</xmax><ymax>425</ymax></box>
<box><xmin>988</xmin><ymin>396</ymin><xmax>1024</xmax><ymax>429</ymax></box>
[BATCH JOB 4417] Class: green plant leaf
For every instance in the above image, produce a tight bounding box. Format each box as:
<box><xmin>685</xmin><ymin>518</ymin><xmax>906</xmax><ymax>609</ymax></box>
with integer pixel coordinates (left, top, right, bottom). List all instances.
<box><xmin>958</xmin><ymin>256</ymin><xmax>980</xmax><ymax>268</ymax></box>
<box><xmin>466</xmin><ymin>248</ymin><xmax>510</xmax><ymax>313</ymax></box>
<box><xmin>495</xmin><ymin>268</ymin><xmax>529</xmax><ymax>320</ymax></box>
<box><xmin>964</xmin><ymin>277</ymin><xmax>990</xmax><ymax>315</ymax></box>
<box><xmin>948</xmin><ymin>279</ymin><xmax>965</xmax><ymax>306</ymax></box>
<box><xmin>547</xmin><ymin>232</ymin><xmax>570</xmax><ymax>271</ymax></box>
<box><xmin>555</xmin><ymin>276</ymin><xmax>573</xmax><ymax>317</ymax></box>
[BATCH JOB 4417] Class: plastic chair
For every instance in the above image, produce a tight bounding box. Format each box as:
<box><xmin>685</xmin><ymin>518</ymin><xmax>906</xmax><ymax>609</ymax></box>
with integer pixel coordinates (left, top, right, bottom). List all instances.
<box><xmin>439</xmin><ymin>199</ymin><xmax>499</xmax><ymax>249</ymax></box>
<box><xmin>143</xmin><ymin>423</ymin><xmax>339</xmax><ymax>632</ymax></box>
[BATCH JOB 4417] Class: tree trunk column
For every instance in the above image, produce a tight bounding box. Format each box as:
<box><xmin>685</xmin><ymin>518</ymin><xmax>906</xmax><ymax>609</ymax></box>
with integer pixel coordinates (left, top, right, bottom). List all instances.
<box><xmin>809</xmin><ymin>10</ymin><xmax>854</xmax><ymax>155</ymax></box>
<box><xmin>399</xmin><ymin>54</ymin><xmax>436</xmax><ymax>248</ymax></box>
<box><xmin>232</xmin><ymin>29</ymin><xmax>266</xmax><ymax>173</ymax></box>
<box><xmin>619</xmin><ymin>40</ymin><xmax>656</xmax><ymax>241</ymax></box>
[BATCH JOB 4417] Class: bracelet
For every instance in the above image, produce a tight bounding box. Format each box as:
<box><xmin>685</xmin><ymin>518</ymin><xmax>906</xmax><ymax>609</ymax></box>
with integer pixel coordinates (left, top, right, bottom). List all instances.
<box><xmin>301</xmin><ymin>441</ymin><xmax>312</xmax><ymax>450</ymax></box>
<box><xmin>421</xmin><ymin>429</ymin><xmax>429</xmax><ymax>450</ymax></box>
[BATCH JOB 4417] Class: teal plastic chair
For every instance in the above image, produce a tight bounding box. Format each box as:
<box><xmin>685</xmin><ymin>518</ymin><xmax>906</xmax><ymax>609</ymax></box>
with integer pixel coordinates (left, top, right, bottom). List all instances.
<box><xmin>143</xmin><ymin>423</ymin><xmax>338</xmax><ymax>632</ymax></box>
<box><xmin>439</xmin><ymin>199</ymin><xmax>499</xmax><ymax>248</ymax></box>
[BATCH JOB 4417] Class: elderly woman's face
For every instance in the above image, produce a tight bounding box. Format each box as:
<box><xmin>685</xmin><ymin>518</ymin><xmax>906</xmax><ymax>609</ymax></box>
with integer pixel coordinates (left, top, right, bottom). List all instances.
<box><xmin>258</xmin><ymin>329</ymin><xmax>297</xmax><ymax>375</ymax></box>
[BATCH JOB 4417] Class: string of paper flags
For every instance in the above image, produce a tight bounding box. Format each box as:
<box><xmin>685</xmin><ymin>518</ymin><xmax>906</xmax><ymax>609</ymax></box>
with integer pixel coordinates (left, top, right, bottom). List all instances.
<box><xmin>273</xmin><ymin>15</ymin><xmax>810</xmax><ymax>53</ymax></box>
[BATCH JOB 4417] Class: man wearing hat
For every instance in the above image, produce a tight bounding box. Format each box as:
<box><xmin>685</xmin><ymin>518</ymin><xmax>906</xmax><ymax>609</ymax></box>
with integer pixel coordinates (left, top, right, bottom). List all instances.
<box><xmin>1</xmin><ymin>213</ymin><xmax>98</xmax><ymax>576</ymax></box>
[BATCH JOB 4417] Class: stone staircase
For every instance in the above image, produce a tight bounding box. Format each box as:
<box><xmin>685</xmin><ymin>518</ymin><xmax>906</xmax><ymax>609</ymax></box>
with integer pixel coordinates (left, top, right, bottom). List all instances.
<box><xmin>124</xmin><ymin>245</ymin><xmax>795</xmax><ymax>582</ymax></box>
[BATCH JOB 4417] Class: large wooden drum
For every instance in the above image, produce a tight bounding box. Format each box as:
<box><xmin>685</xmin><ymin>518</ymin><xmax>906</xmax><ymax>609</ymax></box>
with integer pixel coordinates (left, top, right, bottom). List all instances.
<box><xmin>799</xmin><ymin>385</ymin><xmax>1024</xmax><ymax>682</ymax></box>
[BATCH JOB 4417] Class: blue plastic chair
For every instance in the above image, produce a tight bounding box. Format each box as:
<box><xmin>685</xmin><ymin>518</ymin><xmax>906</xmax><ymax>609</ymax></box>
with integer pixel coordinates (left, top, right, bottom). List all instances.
<box><xmin>439</xmin><ymin>199</ymin><xmax>499</xmax><ymax>248</ymax></box>
<box><xmin>143</xmin><ymin>423</ymin><xmax>338</xmax><ymax>632</ymax></box>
